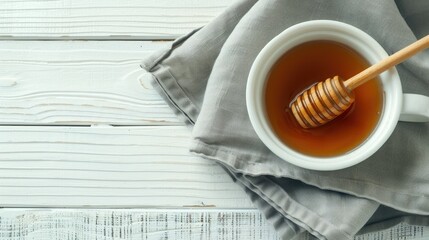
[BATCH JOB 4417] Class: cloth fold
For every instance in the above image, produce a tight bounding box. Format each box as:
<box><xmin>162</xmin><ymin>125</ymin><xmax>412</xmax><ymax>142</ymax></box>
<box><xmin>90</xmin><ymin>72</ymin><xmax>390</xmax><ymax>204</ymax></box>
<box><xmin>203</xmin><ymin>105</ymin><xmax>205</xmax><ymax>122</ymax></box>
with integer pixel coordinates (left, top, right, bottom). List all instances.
<box><xmin>142</xmin><ymin>0</ymin><xmax>429</xmax><ymax>239</ymax></box>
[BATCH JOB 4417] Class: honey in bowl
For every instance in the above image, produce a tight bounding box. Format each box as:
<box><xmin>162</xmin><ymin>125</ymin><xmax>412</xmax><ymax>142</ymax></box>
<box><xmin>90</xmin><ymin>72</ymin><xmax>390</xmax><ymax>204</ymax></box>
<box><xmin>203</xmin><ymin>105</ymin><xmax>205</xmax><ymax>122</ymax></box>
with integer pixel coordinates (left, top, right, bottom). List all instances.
<box><xmin>265</xmin><ymin>40</ymin><xmax>383</xmax><ymax>157</ymax></box>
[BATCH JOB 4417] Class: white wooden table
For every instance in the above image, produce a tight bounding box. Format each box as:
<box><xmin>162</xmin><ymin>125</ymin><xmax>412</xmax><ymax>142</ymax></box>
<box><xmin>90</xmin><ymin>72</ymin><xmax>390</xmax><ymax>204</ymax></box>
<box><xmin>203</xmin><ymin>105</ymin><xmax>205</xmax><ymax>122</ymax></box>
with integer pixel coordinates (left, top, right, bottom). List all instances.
<box><xmin>0</xmin><ymin>1</ymin><xmax>280</xmax><ymax>239</ymax></box>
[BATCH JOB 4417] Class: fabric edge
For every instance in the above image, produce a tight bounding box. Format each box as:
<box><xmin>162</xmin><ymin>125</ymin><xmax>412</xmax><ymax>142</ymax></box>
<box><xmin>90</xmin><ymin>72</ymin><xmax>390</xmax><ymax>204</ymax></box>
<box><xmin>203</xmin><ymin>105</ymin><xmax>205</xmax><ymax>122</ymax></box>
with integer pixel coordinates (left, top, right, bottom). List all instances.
<box><xmin>190</xmin><ymin>138</ymin><xmax>429</xmax><ymax>215</ymax></box>
<box><xmin>194</xmin><ymin>150</ymin><xmax>355</xmax><ymax>240</ymax></box>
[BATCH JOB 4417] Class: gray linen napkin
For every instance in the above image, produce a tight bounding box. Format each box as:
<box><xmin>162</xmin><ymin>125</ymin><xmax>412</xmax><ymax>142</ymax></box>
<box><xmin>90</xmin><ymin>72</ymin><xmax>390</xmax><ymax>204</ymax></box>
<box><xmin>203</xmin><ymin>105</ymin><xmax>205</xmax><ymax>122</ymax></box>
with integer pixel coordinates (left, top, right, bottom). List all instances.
<box><xmin>141</xmin><ymin>0</ymin><xmax>429</xmax><ymax>239</ymax></box>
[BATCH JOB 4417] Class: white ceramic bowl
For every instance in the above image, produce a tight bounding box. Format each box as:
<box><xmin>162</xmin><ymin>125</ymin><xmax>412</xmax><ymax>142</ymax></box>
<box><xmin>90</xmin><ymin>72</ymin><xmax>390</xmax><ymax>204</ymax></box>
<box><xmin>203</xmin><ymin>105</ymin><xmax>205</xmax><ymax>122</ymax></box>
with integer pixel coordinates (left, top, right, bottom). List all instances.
<box><xmin>246</xmin><ymin>20</ymin><xmax>402</xmax><ymax>170</ymax></box>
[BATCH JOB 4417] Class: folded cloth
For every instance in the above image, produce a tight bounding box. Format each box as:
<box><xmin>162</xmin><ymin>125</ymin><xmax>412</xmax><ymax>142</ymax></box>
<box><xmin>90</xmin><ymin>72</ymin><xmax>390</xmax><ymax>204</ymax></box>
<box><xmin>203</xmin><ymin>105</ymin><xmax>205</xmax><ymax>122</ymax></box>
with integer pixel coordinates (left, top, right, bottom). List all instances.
<box><xmin>141</xmin><ymin>0</ymin><xmax>429</xmax><ymax>239</ymax></box>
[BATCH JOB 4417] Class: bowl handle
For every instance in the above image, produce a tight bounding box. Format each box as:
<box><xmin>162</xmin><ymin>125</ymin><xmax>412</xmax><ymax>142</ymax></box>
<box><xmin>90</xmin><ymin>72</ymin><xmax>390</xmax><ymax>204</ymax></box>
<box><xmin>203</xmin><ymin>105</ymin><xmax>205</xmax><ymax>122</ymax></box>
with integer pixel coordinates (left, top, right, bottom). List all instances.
<box><xmin>400</xmin><ymin>93</ymin><xmax>429</xmax><ymax>122</ymax></box>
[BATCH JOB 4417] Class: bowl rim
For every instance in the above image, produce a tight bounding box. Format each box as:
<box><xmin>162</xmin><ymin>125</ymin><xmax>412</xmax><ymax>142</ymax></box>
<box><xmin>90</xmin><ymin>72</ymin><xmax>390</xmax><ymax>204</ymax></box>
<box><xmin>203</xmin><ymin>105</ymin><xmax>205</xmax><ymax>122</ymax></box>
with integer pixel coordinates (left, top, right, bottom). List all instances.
<box><xmin>246</xmin><ymin>20</ymin><xmax>402</xmax><ymax>170</ymax></box>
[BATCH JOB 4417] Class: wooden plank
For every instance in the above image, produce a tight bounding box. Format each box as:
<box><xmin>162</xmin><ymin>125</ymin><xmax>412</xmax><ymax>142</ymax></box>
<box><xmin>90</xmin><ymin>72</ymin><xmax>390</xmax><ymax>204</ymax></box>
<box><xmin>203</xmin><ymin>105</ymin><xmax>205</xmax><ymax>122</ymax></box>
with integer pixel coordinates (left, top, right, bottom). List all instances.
<box><xmin>0</xmin><ymin>0</ymin><xmax>235</xmax><ymax>39</ymax></box>
<box><xmin>0</xmin><ymin>209</ymin><xmax>279</xmax><ymax>240</ymax></box>
<box><xmin>2</xmin><ymin>209</ymin><xmax>429</xmax><ymax>240</ymax></box>
<box><xmin>0</xmin><ymin>41</ymin><xmax>179</xmax><ymax>126</ymax></box>
<box><xmin>0</xmin><ymin>126</ymin><xmax>253</xmax><ymax>208</ymax></box>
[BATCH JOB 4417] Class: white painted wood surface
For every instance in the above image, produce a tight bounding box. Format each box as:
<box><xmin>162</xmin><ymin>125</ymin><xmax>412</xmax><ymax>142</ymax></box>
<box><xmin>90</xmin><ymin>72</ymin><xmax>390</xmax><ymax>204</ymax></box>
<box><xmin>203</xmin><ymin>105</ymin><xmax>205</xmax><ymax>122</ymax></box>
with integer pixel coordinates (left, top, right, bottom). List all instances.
<box><xmin>0</xmin><ymin>40</ymin><xmax>255</xmax><ymax>208</ymax></box>
<box><xmin>0</xmin><ymin>41</ymin><xmax>178</xmax><ymax>125</ymax></box>
<box><xmin>2</xmin><ymin>209</ymin><xmax>427</xmax><ymax>240</ymax></box>
<box><xmin>0</xmin><ymin>126</ymin><xmax>253</xmax><ymax>208</ymax></box>
<box><xmin>0</xmin><ymin>0</ymin><xmax>234</xmax><ymax>39</ymax></box>
<box><xmin>0</xmin><ymin>0</ymin><xmax>281</xmax><ymax>239</ymax></box>
<box><xmin>0</xmin><ymin>209</ymin><xmax>279</xmax><ymax>240</ymax></box>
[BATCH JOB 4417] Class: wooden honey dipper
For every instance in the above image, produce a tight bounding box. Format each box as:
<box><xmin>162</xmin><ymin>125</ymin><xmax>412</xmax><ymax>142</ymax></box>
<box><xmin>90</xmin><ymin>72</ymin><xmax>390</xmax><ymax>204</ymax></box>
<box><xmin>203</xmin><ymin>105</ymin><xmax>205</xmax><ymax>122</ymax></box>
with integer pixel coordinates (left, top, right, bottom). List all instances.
<box><xmin>290</xmin><ymin>35</ymin><xmax>429</xmax><ymax>129</ymax></box>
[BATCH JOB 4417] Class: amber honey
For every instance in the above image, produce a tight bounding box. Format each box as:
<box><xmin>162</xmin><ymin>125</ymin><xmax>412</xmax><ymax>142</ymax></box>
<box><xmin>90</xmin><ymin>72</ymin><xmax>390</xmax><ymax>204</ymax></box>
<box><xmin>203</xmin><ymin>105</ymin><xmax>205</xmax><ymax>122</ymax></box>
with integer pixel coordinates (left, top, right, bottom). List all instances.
<box><xmin>265</xmin><ymin>40</ymin><xmax>383</xmax><ymax>157</ymax></box>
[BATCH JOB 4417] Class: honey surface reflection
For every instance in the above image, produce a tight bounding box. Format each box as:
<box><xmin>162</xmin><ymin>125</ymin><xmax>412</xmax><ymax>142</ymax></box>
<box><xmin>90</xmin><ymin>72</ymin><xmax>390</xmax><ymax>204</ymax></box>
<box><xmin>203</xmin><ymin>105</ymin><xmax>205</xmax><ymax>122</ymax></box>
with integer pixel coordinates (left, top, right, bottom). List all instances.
<box><xmin>265</xmin><ymin>41</ymin><xmax>383</xmax><ymax>157</ymax></box>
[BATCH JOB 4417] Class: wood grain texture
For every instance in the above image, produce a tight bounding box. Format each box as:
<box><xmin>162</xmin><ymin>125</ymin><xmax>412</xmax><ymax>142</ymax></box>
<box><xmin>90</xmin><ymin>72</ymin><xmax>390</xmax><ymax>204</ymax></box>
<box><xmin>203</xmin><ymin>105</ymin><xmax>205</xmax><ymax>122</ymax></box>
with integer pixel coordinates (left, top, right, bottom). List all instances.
<box><xmin>0</xmin><ymin>126</ymin><xmax>253</xmax><ymax>208</ymax></box>
<box><xmin>0</xmin><ymin>209</ymin><xmax>279</xmax><ymax>240</ymax></box>
<box><xmin>0</xmin><ymin>41</ymin><xmax>179</xmax><ymax>125</ymax></box>
<box><xmin>1</xmin><ymin>209</ymin><xmax>427</xmax><ymax>240</ymax></box>
<box><xmin>0</xmin><ymin>0</ymin><xmax>271</xmax><ymax>236</ymax></box>
<box><xmin>0</xmin><ymin>0</ymin><xmax>236</xmax><ymax>39</ymax></box>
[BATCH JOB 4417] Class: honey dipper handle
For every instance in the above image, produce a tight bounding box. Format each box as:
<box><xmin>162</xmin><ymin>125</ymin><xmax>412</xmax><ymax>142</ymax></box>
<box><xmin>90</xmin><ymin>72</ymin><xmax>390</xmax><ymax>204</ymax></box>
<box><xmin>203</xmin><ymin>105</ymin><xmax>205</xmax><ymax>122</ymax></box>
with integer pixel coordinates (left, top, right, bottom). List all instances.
<box><xmin>344</xmin><ymin>35</ymin><xmax>429</xmax><ymax>90</ymax></box>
